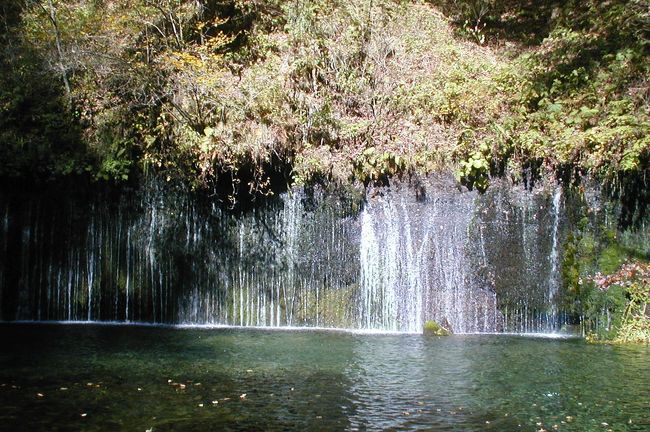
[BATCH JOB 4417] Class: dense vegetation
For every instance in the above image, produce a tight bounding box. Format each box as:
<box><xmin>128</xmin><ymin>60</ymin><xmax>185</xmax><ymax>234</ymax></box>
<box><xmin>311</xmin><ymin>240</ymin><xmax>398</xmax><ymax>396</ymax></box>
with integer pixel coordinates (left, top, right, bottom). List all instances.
<box><xmin>561</xmin><ymin>208</ymin><xmax>650</xmax><ymax>343</ymax></box>
<box><xmin>1</xmin><ymin>0</ymin><xmax>648</xmax><ymax>341</ymax></box>
<box><xmin>0</xmin><ymin>0</ymin><xmax>507</xmax><ymax>201</ymax></box>
<box><xmin>2</xmin><ymin>0</ymin><xmax>646</xmax><ymax>195</ymax></box>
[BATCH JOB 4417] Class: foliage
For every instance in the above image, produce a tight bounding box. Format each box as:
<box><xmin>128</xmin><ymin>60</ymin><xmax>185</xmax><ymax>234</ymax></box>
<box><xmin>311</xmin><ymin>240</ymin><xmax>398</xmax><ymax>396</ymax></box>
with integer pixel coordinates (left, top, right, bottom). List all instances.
<box><xmin>423</xmin><ymin>320</ymin><xmax>451</xmax><ymax>336</ymax></box>
<box><xmin>591</xmin><ymin>262</ymin><xmax>650</xmax><ymax>344</ymax></box>
<box><xmin>353</xmin><ymin>147</ymin><xmax>405</xmax><ymax>186</ymax></box>
<box><xmin>561</xmin><ymin>202</ymin><xmax>650</xmax><ymax>343</ymax></box>
<box><xmin>0</xmin><ymin>0</ymin><xmax>512</xmax><ymax>194</ymax></box>
<box><xmin>429</xmin><ymin>0</ymin><xmax>558</xmax><ymax>45</ymax></box>
<box><xmin>0</xmin><ymin>1</ymin><xmax>87</xmax><ymax>179</ymax></box>
<box><xmin>279</xmin><ymin>0</ymin><xmax>509</xmax><ymax>186</ymax></box>
<box><xmin>495</xmin><ymin>1</ymin><xmax>649</xmax><ymax>196</ymax></box>
<box><xmin>456</xmin><ymin>142</ymin><xmax>490</xmax><ymax>192</ymax></box>
<box><xmin>0</xmin><ymin>0</ymin><xmax>648</xmax><ymax>213</ymax></box>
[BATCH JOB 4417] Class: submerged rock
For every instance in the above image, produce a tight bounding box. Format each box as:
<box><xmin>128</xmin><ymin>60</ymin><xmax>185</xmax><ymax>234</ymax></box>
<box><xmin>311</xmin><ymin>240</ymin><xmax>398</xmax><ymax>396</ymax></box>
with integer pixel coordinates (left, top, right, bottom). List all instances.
<box><xmin>423</xmin><ymin>320</ymin><xmax>451</xmax><ymax>336</ymax></box>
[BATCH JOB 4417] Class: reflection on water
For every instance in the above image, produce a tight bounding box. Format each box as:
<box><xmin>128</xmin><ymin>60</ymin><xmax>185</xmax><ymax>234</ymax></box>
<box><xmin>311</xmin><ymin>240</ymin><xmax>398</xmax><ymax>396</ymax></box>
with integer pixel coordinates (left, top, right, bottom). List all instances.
<box><xmin>0</xmin><ymin>324</ymin><xmax>648</xmax><ymax>431</ymax></box>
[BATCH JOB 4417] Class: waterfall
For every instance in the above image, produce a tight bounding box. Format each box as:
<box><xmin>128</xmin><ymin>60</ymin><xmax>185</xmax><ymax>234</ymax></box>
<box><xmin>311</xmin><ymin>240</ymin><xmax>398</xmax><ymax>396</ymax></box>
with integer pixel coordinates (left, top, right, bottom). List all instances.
<box><xmin>0</xmin><ymin>178</ymin><xmax>567</xmax><ymax>333</ymax></box>
<box><xmin>358</xmin><ymin>189</ymin><xmax>499</xmax><ymax>333</ymax></box>
<box><xmin>547</xmin><ymin>188</ymin><xmax>563</xmax><ymax>327</ymax></box>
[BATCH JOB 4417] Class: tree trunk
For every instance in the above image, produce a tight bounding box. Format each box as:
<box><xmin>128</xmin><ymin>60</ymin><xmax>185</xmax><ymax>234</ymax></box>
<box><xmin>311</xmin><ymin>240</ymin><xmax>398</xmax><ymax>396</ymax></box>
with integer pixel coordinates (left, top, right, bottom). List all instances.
<box><xmin>45</xmin><ymin>0</ymin><xmax>71</xmax><ymax>102</ymax></box>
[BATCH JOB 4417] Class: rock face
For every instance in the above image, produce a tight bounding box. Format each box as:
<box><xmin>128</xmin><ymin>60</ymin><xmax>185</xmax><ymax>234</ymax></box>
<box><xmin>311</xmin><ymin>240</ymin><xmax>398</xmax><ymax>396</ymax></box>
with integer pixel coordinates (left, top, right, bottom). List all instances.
<box><xmin>423</xmin><ymin>320</ymin><xmax>451</xmax><ymax>336</ymax></box>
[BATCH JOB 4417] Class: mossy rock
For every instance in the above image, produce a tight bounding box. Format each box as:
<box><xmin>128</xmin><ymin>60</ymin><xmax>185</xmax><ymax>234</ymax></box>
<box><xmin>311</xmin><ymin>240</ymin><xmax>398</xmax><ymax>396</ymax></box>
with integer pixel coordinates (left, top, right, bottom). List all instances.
<box><xmin>423</xmin><ymin>320</ymin><xmax>451</xmax><ymax>336</ymax></box>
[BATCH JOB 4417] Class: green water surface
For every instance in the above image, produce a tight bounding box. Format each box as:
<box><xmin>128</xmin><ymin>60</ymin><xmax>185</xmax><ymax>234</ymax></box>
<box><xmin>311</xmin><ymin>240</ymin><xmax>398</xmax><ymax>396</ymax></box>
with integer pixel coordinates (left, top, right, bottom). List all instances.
<box><xmin>0</xmin><ymin>324</ymin><xmax>648</xmax><ymax>431</ymax></box>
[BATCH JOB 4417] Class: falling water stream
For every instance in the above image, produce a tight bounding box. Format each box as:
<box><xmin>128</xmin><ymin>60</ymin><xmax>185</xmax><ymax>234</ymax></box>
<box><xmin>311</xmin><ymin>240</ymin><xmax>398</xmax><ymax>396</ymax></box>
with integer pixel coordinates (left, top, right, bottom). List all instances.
<box><xmin>547</xmin><ymin>188</ymin><xmax>563</xmax><ymax>328</ymax></box>
<box><xmin>0</xmin><ymin>177</ymin><xmax>568</xmax><ymax>333</ymax></box>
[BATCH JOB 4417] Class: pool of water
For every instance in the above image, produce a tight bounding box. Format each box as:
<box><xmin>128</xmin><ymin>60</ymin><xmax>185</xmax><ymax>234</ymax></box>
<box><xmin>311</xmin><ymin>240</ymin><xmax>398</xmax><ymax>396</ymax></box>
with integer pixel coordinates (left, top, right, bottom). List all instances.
<box><xmin>0</xmin><ymin>323</ymin><xmax>648</xmax><ymax>431</ymax></box>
